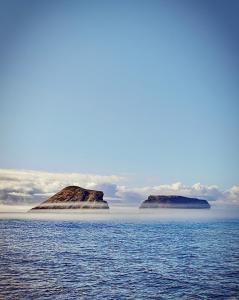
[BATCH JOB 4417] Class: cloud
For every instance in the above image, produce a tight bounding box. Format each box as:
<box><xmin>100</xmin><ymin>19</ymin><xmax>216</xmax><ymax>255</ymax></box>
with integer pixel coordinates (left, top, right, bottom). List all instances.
<box><xmin>222</xmin><ymin>185</ymin><xmax>239</xmax><ymax>204</ymax></box>
<box><xmin>116</xmin><ymin>182</ymin><xmax>238</xmax><ymax>206</ymax></box>
<box><xmin>0</xmin><ymin>169</ymin><xmax>238</xmax><ymax>206</ymax></box>
<box><xmin>94</xmin><ymin>183</ymin><xmax>118</xmax><ymax>198</ymax></box>
<box><xmin>0</xmin><ymin>169</ymin><xmax>123</xmax><ymax>204</ymax></box>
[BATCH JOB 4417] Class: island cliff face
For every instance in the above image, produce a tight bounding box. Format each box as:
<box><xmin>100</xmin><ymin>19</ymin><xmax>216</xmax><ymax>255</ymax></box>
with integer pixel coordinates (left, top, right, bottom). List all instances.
<box><xmin>31</xmin><ymin>186</ymin><xmax>109</xmax><ymax>209</ymax></box>
<box><xmin>140</xmin><ymin>195</ymin><xmax>210</xmax><ymax>209</ymax></box>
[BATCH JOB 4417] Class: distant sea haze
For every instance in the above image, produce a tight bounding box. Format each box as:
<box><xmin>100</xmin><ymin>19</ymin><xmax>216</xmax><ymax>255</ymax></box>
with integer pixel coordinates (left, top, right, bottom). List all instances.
<box><xmin>30</xmin><ymin>201</ymin><xmax>109</xmax><ymax>209</ymax></box>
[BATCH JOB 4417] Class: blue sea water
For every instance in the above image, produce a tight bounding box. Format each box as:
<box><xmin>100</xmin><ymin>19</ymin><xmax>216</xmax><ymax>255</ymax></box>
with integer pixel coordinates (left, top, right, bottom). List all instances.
<box><xmin>0</xmin><ymin>211</ymin><xmax>239</xmax><ymax>299</ymax></box>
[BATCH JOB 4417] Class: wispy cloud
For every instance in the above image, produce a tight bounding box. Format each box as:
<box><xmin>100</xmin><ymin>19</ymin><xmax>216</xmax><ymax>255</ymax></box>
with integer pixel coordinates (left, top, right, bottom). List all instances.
<box><xmin>0</xmin><ymin>169</ymin><xmax>238</xmax><ymax>206</ymax></box>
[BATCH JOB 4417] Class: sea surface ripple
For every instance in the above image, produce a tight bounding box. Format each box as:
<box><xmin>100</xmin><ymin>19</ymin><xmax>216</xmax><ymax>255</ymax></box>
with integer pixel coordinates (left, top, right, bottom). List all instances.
<box><xmin>0</xmin><ymin>215</ymin><xmax>239</xmax><ymax>299</ymax></box>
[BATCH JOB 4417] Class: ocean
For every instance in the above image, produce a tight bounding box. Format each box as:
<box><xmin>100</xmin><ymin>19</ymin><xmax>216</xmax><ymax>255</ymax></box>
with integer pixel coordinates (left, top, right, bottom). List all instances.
<box><xmin>0</xmin><ymin>208</ymin><xmax>239</xmax><ymax>299</ymax></box>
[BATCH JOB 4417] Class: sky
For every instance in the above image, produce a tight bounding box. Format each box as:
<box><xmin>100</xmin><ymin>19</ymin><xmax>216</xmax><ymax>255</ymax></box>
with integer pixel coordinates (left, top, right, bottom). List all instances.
<box><xmin>0</xmin><ymin>0</ymin><xmax>239</xmax><ymax>205</ymax></box>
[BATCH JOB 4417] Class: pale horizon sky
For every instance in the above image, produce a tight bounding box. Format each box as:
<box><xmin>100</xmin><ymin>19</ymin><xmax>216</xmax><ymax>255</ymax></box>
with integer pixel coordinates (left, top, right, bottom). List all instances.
<box><xmin>1</xmin><ymin>0</ymin><xmax>239</xmax><ymax>190</ymax></box>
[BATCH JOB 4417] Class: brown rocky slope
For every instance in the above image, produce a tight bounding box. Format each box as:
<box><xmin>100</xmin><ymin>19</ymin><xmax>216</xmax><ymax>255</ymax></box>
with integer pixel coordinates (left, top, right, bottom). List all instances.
<box><xmin>31</xmin><ymin>186</ymin><xmax>109</xmax><ymax>209</ymax></box>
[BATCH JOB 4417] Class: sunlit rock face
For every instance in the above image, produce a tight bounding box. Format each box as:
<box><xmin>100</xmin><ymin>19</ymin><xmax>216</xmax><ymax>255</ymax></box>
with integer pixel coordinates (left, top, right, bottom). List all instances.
<box><xmin>140</xmin><ymin>195</ymin><xmax>210</xmax><ymax>209</ymax></box>
<box><xmin>31</xmin><ymin>186</ymin><xmax>109</xmax><ymax>209</ymax></box>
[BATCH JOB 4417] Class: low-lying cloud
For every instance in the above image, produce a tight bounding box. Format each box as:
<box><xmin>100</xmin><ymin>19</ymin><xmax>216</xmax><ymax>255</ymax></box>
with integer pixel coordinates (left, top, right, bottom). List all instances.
<box><xmin>0</xmin><ymin>169</ymin><xmax>122</xmax><ymax>205</ymax></box>
<box><xmin>0</xmin><ymin>169</ymin><xmax>238</xmax><ymax>206</ymax></box>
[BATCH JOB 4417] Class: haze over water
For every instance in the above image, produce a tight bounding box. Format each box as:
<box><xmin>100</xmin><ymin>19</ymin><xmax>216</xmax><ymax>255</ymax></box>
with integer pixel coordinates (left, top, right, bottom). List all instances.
<box><xmin>1</xmin><ymin>205</ymin><xmax>239</xmax><ymax>222</ymax></box>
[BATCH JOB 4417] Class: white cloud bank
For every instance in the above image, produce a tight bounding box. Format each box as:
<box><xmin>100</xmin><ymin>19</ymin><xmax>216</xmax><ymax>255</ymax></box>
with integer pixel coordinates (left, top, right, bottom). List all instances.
<box><xmin>0</xmin><ymin>169</ymin><xmax>238</xmax><ymax>206</ymax></box>
<box><xmin>0</xmin><ymin>169</ymin><xmax>122</xmax><ymax>204</ymax></box>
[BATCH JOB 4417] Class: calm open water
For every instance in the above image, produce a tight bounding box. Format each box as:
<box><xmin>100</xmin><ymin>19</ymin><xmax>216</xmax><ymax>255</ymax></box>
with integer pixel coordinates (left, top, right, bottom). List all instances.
<box><xmin>0</xmin><ymin>209</ymin><xmax>239</xmax><ymax>299</ymax></box>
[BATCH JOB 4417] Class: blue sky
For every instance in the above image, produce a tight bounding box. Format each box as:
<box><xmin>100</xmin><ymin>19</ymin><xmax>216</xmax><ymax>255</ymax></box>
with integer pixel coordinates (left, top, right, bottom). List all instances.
<box><xmin>0</xmin><ymin>0</ymin><xmax>239</xmax><ymax>189</ymax></box>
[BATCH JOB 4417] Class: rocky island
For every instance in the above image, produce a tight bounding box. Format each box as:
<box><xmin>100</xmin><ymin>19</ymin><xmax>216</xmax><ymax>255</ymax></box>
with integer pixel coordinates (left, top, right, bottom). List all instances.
<box><xmin>31</xmin><ymin>186</ymin><xmax>109</xmax><ymax>209</ymax></box>
<box><xmin>140</xmin><ymin>195</ymin><xmax>210</xmax><ymax>209</ymax></box>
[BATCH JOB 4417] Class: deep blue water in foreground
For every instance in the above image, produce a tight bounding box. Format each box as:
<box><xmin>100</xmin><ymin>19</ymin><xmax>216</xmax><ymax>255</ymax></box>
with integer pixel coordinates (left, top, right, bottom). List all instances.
<box><xmin>0</xmin><ymin>217</ymin><xmax>239</xmax><ymax>299</ymax></box>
